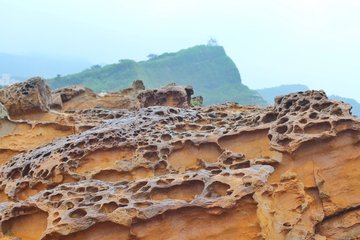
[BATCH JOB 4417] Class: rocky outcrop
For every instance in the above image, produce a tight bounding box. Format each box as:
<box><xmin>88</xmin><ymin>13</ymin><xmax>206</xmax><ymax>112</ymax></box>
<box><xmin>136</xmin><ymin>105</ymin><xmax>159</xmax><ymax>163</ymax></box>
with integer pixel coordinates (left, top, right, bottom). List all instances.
<box><xmin>0</xmin><ymin>77</ymin><xmax>52</xmax><ymax>117</ymax></box>
<box><xmin>137</xmin><ymin>84</ymin><xmax>193</xmax><ymax>108</ymax></box>
<box><xmin>191</xmin><ymin>96</ymin><xmax>204</xmax><ymax>106</ymax></box>
<box><xmin>117</xmin><ymin>80</ymin><xmax>145</xmax><ymax>97</ymax></box>
<box><xmin>0</xmin><ymin>86</ymin><xmax>359</xmax><ymax>240</ymax></box>
<box><xmin>50</xmin><ymin>85</ymin><xmax>95</xmax><ymax>109</ymax></box>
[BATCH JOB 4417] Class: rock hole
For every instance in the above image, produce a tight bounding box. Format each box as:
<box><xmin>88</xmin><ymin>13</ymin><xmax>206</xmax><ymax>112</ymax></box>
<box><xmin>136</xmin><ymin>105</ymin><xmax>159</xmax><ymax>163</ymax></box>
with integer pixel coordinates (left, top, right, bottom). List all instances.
<box><xmin>160</xmin><ymin>148</ymin><xmax>170</xmax><ymax>155</ymax></box>
<box><xmin>262</xmin><ymin>113</ymin><xmax>277</xmax><ymax>123</ymax></box>
<box><xmin>134</xmin><ymin>202</ymin><xmax>152</xmax><ymax>208</ymax></box>
<box><xmin>304</xmin><ymin>122</ymin><xmax>331</xmax><ymax>134</ymax></box>
<box><xmin>2</xmin><ymin>209</ymin><xmax>48</xmax><ymax>240</ymax></box>
<box><xmin>207</xmin><ymin>181</ymin><xmax>231</xmax><ymax>196</ymax></box>
<box><xmin>230</xmin><ymin>161</ymin><xmax>251</xmax><ymax>169</ymax></box>
<box><xmin>50</xmin><ymin>194</ymin><xmax>63</xmax><ymax>201</ymax></box>
<box><xmin>276</xmin><ymin>125</ymin><xmax>288</xmax><ymax>134</ymax></box>
<box><xmin>312</xmin><ymin>104</ymin><xmax>320</xmax><ymax>111</ymax></box>
<box><xmin>86</xmin><ymin>186</ymin><xmax>98</xmax><ymax>193</ymax></box>
<box><xmin>143</xmin><ymin>152</ymin><xmax>159</xmax><ymax>162</ymax></box>
<box><xmin>299</xmin><ymin>118</ymin><xmax>307</xmax><ymax>124</ymax></box>
<box><xmin>285</xmin><ymin>101</ymin><xmax>293</xmax><ymax>109</ymax></box>
<box><xmin>278</xmin><ymin>117</ymin><xmax>289</xmax><ymax>124</ymax></box>
<box><xmin>69</xmin><ymin>209</ymin><xmax>87</xmax><ymax>218</ymax></box>
<box><xmin>90</xmin><ymin>196</ymin><xmax>103</xmax><ymax>202</ymax></box>
<box><xmin>100</xmin><ymin>202</ymin><xmax>119</xmax><ymax>213</ymax></box>
<box><xmin>151</xmin><ymin>180</ymin><xmax>205</xmax><ymax>201</ymax></box>
<box><xmin>309</xmin><ymin>112</ymin><xmax>318</xmax><ymax>119</ymax></box>
<box><xmin>53</xmin><ymin>218</ymin><xmax>61</xmax><ymax>225</ymax></box>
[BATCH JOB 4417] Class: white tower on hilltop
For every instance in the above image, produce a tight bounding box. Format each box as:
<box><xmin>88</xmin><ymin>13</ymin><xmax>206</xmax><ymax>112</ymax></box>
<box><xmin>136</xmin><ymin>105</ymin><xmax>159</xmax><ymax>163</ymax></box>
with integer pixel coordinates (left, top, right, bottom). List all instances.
<box><xmin>1</xmin><ymin>74</ymin><xmax>10</xmax><ymax>86</ymax></box>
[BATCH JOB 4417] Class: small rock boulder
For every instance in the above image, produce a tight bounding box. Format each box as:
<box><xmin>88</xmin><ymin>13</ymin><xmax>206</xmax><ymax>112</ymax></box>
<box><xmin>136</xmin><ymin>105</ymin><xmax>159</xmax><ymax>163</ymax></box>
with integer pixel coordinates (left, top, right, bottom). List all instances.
<box><xmin>137</xmin><ymin>84</ymin><xmax>193</xmax><ymax>108</ymax></box>
<box><xmin>117</xmin><ymin>80</ymin><xmax>145</xmax><ymax>98</ymax></box>
<box><xmin>191</xmin><ymin>95</ymin><xmax>204</xmax><ymax>106</ymax></box>
<box><xmin>0</xmin><ymin>77</ymin><xmax>52</xmax><ymax>116</ymax></box>
<box><xmin>51</xmin><ymin>85</ymin><xmax>95</xmax><ymax>103</ymax></box>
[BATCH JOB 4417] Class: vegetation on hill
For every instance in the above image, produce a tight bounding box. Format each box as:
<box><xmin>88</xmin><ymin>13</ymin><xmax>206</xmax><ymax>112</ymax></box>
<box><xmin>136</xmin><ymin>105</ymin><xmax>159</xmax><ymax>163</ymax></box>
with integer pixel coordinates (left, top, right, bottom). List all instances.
<box><xmin>47</xmin><ymin>45</ymin><xmax>264</xmax><ymax>105</ymax></box>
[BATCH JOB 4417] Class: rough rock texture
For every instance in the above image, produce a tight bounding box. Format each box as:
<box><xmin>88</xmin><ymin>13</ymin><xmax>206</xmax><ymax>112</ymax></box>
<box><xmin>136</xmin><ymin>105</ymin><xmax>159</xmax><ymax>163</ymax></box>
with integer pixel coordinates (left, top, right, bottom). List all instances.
<box><xmin>0</xmin><ymin>77</ymin><xmax>52</xmax><ymax>117</ymax></box>
<box><xmin>0</xmin><ymin>103</ymin><xmax>8</xmax><ymax>120</ymax></box>
<box><xmin>51</xmin><ymin>82</ymin><xmax>193</xmax><ymax>112</ymax></box>
<box><xmin>0</xmin><ymin>87</ymin><xmax>359</xmax><ymax>240</ymax></box>
<box><xmin>191</xmin><ymin>95</ymin><xmax>203</xmax><ymax>105</ymax></box>
<box><xmin>137</xmin><ymin>84</ymin><xmax>193</xmax><ymax>108</ymax></box>
<box><xmin>49</xmin><ymin>85</ymin><xmax>95</xmax><ymax>110</ymax></box>
<box><xmin>117</xmin><ymin>80</ymin><xmax>145</xmax><ymax>97</ymax></box>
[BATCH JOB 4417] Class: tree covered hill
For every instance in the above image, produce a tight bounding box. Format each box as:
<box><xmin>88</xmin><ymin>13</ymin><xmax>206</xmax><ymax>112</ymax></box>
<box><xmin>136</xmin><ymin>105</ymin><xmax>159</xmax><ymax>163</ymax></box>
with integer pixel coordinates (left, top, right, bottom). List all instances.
<box><xmin>47</xmin><ymin>45</ymin><xmax>264</xmax><ymax>105</ymax></box>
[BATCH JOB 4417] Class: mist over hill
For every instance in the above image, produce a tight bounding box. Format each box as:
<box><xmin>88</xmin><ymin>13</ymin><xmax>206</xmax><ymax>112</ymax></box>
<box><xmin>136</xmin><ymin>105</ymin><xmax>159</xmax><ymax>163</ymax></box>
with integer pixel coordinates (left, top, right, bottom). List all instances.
<box><xmin>256</xmin><ymin>84</ymin><xmax>310</xmax><ymax>104</ymax></box>
<box><xmin>48</xmin><ymin>45</ymin><xmax>265</xmax><ymax>106</ymax></box>
<box><xmin>0</xmin><ymin>53</ymin><xmax>91</xmax><ymax>79</ymax></box>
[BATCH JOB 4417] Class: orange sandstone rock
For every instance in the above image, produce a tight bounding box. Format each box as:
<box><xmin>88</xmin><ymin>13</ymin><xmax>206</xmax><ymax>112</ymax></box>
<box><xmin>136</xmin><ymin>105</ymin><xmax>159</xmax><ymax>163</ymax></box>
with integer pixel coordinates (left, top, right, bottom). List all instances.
<box><xmin>0</xmin><ymin>77</ymin><xmax>52</xmax><ymax>118</ymax></box>
<box><xmin>0</xmin><ymin>86</ymin><xmax>359</xmax><ymax>240</ymax></box>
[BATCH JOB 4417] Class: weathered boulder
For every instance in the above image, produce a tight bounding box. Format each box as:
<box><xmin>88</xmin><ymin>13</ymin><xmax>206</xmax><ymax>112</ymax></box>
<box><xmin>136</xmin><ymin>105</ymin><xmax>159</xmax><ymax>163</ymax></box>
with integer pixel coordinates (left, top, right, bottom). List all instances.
<box><xmin>191</xmin><ymin>95</ymin><xmax>203</xmax><ymax>106</ymax></box>
<box><xmin>0</xmin><ymin>77</ymin><xmax>52</xmax><ymax>117</ymax></box>
<box><xmin>137</xmin><ymin>84</ymin><xmax>193</xmax><ymax>108</ymax></box>
<box><xmin>52</xmin><ymin>85</ymin><xmax>95</xmax><ymax>102</ymax></box>
<box><xmin>0</xmin><ymin>102</ymin><xmax>8</xmax><ymax>120</ymax></box>
<box><xmin>49</xmin><ymin>85</ymin><xmax>96</xmax><ymax>110</ymax></box>
<box><xmin>117</xmin><ymin>80</ymin><xmax>145</xmax><ymax>98</ymax></box>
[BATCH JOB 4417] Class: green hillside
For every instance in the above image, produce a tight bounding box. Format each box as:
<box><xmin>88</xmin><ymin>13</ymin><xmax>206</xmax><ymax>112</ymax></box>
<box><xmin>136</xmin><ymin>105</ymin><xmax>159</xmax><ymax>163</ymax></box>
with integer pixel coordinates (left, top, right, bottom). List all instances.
<box><xmin>47</xmin><ymin>45</ymin><xmax>264</xmax><ymax>105</ymax></box>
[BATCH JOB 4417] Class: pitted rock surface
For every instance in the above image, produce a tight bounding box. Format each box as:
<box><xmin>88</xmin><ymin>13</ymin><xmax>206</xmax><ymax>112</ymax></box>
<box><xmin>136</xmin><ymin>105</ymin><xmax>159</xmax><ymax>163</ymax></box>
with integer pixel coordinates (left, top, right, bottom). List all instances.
<box><xmin>137</xmin><ymin>84</ymin><xmax>193</xmax><ymax>108</ymax></box>
<box><xmin>0</xmin><ymin>77</ymin><xmax>52</xmax><ymax>117</ymax></box>
<box><xmin>0</xmin><ymin>87</ymin><xmax>359</xmax><ymax>240</ymax></box>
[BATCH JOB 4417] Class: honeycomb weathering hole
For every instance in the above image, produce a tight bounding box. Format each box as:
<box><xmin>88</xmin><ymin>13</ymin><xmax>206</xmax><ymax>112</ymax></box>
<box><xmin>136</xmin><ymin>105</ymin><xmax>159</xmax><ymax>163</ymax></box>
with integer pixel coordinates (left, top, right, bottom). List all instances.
<box><xmin>77</xmin><ymin>147</ymin><xmax>136</xmax><ymax>173</ymax></box>
<box><xmin>304</xmin><ymin>122</ymin><xmax>331</xmax><ymax>134</ymax></box>
<box><xmin>69</xmin><ymin>208</ymin><xmax>87</xmax><ymax>218</ymax></box>
<box><xmin>151</xmin><ymin>180</ymin><xmax>205</xmax><ymax>201</ymax></box>
<box><xmin>100</xmin><ymin>202</ymin><xmax>119</xmax><ymax>213</ymax></box>
<box><xmin>168</xmin><ymin>141</ymin><xmax>222</xmax><ymax>171</ymax></box>
<box><xmin>218</xmin><ymin>129</ymin><xmax>273</xmax><ymax>159</ymax></box>
<box><xmin>207</xmin><ymin>181</ymin><xmax>231</xmax><ymax>196</ymax></box>
<box><xmin>2</xmin><ymin>209</ymin><xmax>48</xmax><ymax>240</ymax></box>
<box><xmin>92</xmin><ymin>169</ymin><xmax>134</xmax><ymax>182</ymax></box>
<box><xmin>16</xmin><ymin>183</ymin><xmax>47</xmax><ymax>201</ymax></box>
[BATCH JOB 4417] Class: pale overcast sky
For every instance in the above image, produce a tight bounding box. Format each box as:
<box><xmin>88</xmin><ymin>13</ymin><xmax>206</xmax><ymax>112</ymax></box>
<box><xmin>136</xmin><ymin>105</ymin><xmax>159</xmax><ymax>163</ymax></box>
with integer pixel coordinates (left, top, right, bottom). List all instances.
<box><xmin>1</xmin><ymin>0</ymin><xmax>360</xmax><ymax>101</ymax></box>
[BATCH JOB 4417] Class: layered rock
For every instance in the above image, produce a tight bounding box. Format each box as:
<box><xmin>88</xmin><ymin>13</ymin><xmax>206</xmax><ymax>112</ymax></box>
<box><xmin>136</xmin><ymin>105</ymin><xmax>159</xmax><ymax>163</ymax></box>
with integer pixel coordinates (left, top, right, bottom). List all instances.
<box><xmin>49</xmin><ymin>85</ymin><xmax>136</xmax><ymax>111</ymax></box>
<box><xmin>0</xmin><ymin>85</ymin><xmax>359</xmax><ymax>240</ymax></box>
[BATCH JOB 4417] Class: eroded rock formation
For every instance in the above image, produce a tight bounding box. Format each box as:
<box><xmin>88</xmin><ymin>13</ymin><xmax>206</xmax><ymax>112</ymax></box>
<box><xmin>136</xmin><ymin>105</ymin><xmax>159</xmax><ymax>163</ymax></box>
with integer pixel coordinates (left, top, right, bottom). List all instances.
<box><xmin>0</xmin><ymin>77</ymin><xmax>52</xmax><ymax>118</ymax></box>
<box><xmin>0</xmin><ymin>82</ymin><xmax>359</xmax><ymax>239</ymax></box>
<box><xmin>117</xmin><ymin>80</ymin><xmax>145</xmax><ymax>98</ymax></box>
<box><xmin>137</xmin><ymin>83</ymin><xmax>193</xmax><ymax>108</ymax></box>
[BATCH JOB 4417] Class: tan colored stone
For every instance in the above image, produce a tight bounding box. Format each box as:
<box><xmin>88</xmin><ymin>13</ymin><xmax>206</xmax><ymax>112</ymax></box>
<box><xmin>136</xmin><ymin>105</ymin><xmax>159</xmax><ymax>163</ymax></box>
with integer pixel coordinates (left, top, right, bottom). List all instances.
<box><xmin>0</xmin><ymin>77</ymin><xmax>52</xmax><ymax>117</ymax></box>
<box><xmin>0</xmin><ymin>88</ymin><xmax>359</xmax><ymax>239</ymax></box>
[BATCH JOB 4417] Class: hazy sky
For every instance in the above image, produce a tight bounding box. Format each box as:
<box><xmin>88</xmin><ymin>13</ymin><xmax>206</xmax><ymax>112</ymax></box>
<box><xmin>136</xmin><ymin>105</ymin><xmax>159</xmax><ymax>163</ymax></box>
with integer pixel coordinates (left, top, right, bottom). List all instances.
<box><xmin>1</xmin><ymin>0</ymin><xmax>360</xmax><ymax>102</ymax></box>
